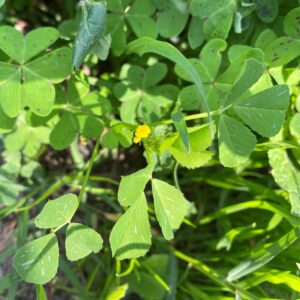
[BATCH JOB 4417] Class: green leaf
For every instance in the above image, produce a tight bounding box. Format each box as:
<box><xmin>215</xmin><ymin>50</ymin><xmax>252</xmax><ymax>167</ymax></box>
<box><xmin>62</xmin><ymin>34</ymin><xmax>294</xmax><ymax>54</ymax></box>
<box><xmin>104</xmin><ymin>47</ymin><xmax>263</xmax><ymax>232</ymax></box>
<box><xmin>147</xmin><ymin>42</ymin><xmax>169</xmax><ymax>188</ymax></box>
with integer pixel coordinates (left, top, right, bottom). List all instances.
<box><xmin>144</xmin><ymin>63</ymin><xmax>168</xmax><ymax>89</ymax></box>
<box><xmin>188</xmin><ymin>17</ymin><xmax>204</xmax><ymax>49</ymax></box>
<box><xmin>0</xmin><ymin>26</ymin><xmax>24</xmax><ymax>63</ymax></box>
<box><xmin>169</xmin><ymin>124</ymin><xmax>213</xmax><ymax>169</ymax></box>
<box><xmin>234</xmin><ymin>85</ymin><xmax>289</xmax><ymax>137</ymax></box>
<box><xmin>0</xmin><ymin>26</ymin><xmax>59</xmax><ymax>64</ymax></box>
<box><xmin>171</xmin><ymin>106</ymin><xmax>190</xmax><ymax>152</ymax></box>
<box><xmin>200</xmin><ymin>39</ymin><xmax>227</xmax><ymax>79</ymax></box>
<box><xmin>227</xmin><ymin>227</ymin><xmax>300</xmax><ymax>281</ymax></box>
<box><xmin>109</xmin><ymin>194</ymin><xmax>152</xmax><ymax>260</ymax></box>
<box><xmin>0</xmin><ymin>65</ymin><xmax>21</xmax><ymax>117</ymax></box>
<box><xmin>65</xmin><ymin>223</ymin><xmax>103</xmax><ymax>261</ymax></box>
<box><xmin>269</xmin><ymin>148</ymin><xmax>300</xmax><ymax>217</ymax></box>
<box><xmin>264</xmin><ymin>37</ymin><xmax>300</xmax><ymax>67</ymax></box>
<box><xmin>127</xmin><ymin>37</ymin><xmax>213</xmax><ymax>137</ymax></box>
<box><xmin>156</xmin><ymin>1</ymin><xmax>188</xmax><ymax>38</ymax></box>
<box><xmin>126</xmin><ymin>0</ymin><xmax>157</xmax><ymax>38</ymax></box>
<box><xmin>50</xmin><ymin>112</ymin><xmax>79</xmax><ymax>150</ymax></box>
<box><xmin>255</xmin><ymin>0</ymin><xmax>278</xmax><ymax>23</ymax></box>
<box><xmin>13</xmin><ymin>233</ymin><xmax>59</xmax><ymax>284</ymax></box>
<box><xmin>191</xmin><ymin>0</ymin><xmax>235</xmax><ymax>40</ymax></box>
<box><xmin>23</xmin><ymin>28</ymin><xmax>59</xmax><ymax>63</ymax></box>
<box><xmin>0</xmin><ymin>0</ymin><xmax>5</xmax><ymax>8</ymax></box>
<box><xmin>25</xmin><ymin>47</ymin><xmax>72</xmax><ymax>83</ymax></box>
<box><xmin>255</xmin><ymin>29</ymin><xmax>277</xmax><ymax>50</ymax></box>
<box><xmin>35</xmin><ymin>194</ymin><xmax>78</xmax><ymax>229</ymax></box>
<box><xmin>22</xmin><ymin>69</ymin><xmax>56</xmax><ymax>116</ymax></box>
<box><xmin>224</xmin><ymin>59</ymin><xmax>264</xmax><ymax>107</ymax></box>
<box><xmin>152</xmin><ymin>179</ymin><xmax>189</xmax><ymax>240</ymax></box>
<box><xmin>4</xmin><ymin>121</ymin><xmax>50</xmax><ymax>158</ymax></box>
<box><xmin>77</xmin><ymin>115</ymin><xmax>104</xmax><ymax>138</ymax></box>
<box><xmin>284</xmin><ymin>7</ymin><xmax>300</xmax><ymax>39</ymax></box>
<box><xmin>118</xmin><ymin>163</ymin><xmax>155</xmax><ymax>206</ymax></box>
<box><xmin>218</xmin><ymin>114</ymin><xmax>256</xmax><ymax>167</ymax></box>
<box><xmin>106</xmin><ymin>14</ymin><xmax>126</xmax><ymax>56</ymax></box>
<box><xmin>73</xmin><ymin>1</ymin><xmax>107</xmax><ymax>69</ymax></box>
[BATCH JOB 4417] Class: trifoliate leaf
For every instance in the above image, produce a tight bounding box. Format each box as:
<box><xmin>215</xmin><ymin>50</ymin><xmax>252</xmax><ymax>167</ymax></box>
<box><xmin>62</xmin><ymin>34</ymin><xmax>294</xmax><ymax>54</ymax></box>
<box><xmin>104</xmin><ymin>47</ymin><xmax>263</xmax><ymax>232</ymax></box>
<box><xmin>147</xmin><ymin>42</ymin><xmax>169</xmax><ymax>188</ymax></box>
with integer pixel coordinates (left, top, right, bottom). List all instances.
<box><xmin>234</xmin><ymin>85</ymin><xmax>289</xmax><ymax>137</ymax></box>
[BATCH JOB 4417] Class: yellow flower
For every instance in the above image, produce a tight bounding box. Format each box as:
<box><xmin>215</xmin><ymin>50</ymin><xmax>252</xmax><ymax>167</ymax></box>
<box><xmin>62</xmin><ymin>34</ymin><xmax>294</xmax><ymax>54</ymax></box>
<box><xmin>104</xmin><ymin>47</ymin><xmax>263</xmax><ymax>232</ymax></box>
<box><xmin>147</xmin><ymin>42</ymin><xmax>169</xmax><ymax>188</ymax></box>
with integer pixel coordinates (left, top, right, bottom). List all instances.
<box><xmin>133</xmin><ymin>124</ymin><xmax>151</xmax><ymax>143</ymax></box>
<box><xmin>133</xmin><ymin>136</ymin><xmax>142</xmax><ymax>143</ymax></box>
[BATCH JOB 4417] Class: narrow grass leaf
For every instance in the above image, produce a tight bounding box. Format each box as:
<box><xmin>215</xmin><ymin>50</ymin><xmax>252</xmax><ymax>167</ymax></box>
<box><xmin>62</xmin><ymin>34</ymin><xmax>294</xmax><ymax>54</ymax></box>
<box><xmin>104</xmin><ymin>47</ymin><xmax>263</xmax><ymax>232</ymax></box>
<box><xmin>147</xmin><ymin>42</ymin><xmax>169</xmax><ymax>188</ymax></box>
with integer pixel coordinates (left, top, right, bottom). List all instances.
<box><xmin>227</xmin><ymin>227</ymin><xmax>300</xmax><ymax>281</ymax></box>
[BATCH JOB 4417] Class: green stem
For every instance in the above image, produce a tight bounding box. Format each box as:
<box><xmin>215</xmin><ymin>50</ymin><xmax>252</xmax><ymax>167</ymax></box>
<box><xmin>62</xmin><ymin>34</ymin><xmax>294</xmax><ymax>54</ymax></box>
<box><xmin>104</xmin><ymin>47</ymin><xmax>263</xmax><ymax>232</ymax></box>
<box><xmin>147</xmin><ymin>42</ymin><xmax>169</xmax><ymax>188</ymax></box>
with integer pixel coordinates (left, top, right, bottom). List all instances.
<box><xmin>78</xmin><ymin>137</ymin><xmax>102</xmax><ymax>204</ymax></box>
<box><xmin>152</xmin><ymin>110</ymin><xmax>220</xmax><ymax>127</ymax></box>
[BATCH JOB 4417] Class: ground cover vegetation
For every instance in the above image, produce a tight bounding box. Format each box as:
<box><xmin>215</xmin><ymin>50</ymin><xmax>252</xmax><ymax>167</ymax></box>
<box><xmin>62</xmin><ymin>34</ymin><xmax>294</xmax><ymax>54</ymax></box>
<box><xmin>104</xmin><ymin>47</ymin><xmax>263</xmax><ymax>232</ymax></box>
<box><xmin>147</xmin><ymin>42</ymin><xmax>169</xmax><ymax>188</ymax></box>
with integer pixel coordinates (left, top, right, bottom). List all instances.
<box><xmin>1</xmin><ymin>0</ymin><xmax>300</xmax><ymax>299</ymax></box>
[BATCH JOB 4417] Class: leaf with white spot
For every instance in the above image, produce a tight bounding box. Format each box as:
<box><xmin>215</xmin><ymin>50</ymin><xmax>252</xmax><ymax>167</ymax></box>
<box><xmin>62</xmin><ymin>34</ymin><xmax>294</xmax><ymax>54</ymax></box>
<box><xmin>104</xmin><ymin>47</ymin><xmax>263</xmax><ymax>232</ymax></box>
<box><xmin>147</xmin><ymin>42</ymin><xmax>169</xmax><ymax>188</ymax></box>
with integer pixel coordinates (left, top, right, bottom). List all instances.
<box><xmin>65</xmin><ymin>223</ymin><xmax>103</xmax><ymax>261</ymax></box>
<box><xmin>35</xmin><ymin>194</ymin><xmax>78</xmax><ymax>229</ymax></box>
<box><xmin>118</xmin><ymin>162</ymin><xmax>155</xmax><ymax>206</ymax></box>
<box><xmin>13</xmin><ymin>233</ymin><xmax>59</xmax><ymax>284</ymax></box>
<box><xmin>109</xmin><ymin>193</ymin><xmax>152</xmax><ymax>260</ymax></box>
<box><xmin>152</xmin><ymin>179</ymin><xmax>189</xmax><ymax>240</ymax></box>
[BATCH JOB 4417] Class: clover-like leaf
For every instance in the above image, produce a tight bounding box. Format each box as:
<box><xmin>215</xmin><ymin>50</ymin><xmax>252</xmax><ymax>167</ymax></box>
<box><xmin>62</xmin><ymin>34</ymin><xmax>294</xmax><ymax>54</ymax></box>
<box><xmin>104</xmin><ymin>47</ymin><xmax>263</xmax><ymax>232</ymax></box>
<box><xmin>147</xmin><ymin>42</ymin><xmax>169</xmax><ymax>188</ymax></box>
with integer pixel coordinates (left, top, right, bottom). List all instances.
<box><xmin>115</xmin><ymin>63</ymin><xmax>177</xmax><ymax>124</ymax></box>
<box><xmin>0</xmin><ymin>26</ymin><xmax>72</xmax><ymax>118</ymax></box>
<box><xmin>118</xmin><ymin>163</ymin><xmax>155</xmax><ymax>207</ymax></box>
<box><xmin>234</xmin><ymin>85</ymin><xmax>289</xmax><ymax>137</ymax></box>
<box><xmin>102</xmin><ymin>121</ymin><xmax>133</xmax><ymax>149</ymax></box>
<box><xmin>188</xmin><ymin>16</ymin><xmax>204</xmax><ymax>49</ymax></box>
<box><xmin>14</xmin><ymin>234</ymin><xmax>59</xmax><ymax>284</ymax></box>
<box><xmin>224</xmin><ymin>58</ymin><xmax>264</xmax><ymax>107</ymax></box>
<box><xmin>107</xmin><ymin>0</ymin><xmax>156</xmax><ymax>55</ymax></box>
<box><xmin>50</xmin><ymin>112</ymin><xmax>79</xmax><ymax>150</ymax></box>
<box><xmin>218</xmin><ymin>114</ymin><xmax>256</xmax><ymax>167</ymax></box>
<box><xmin>152</xmin><ymin>179</ymin><xmax>189</xmax><ymax>240</ymax></box>
<box><xmin>190</xmin><ymin>0</ymin><xmax>235</xmax><ymax>40</ymax></box>
<box><xmin>169</xmin><ymin>124</ymin><xmax>213</xmax><ymax>169</ymax></box>
<box><xmin>109</xmin><ymin>193</ymin><xmax>152</xmax><ymax>260</ymax></box>
<box><xmin>284</xmin><ymin>7</ymin><xmax>300</xmax><ymax>39</ymax></box>
<box><xmin>4</xmin><ymin>119</ymin><xmax>50</xmax><ymax>158</ymax></box>
<box><xmin>0</xmin><ymin>26</ymin><xmax>59</xmax><ymax>64</ymax></box>
<box><xmin>35</xmin><ymin>194</ymin><xmax>78</xmax><ymax>229</ymax></box>
<box><xmin>255</xmin><ymin>0</ymin><xmax>278</xmax><ymax>23</ymax></box>
<box><xmin>154</xmin><ymin>0</ymin><xmax>189</xmax><ymax>38</ymax></box>
<box><xmin>126</xmin><ymin>0</ymin><xmax>157</xmax><ymax>38</ymax></box>
<box><xmin>264</xmin><ymin>37</ymin><xmax>300</xmax><ymax>67</ymax></box>
<box><xmin>65</xmin><ymin>223</ymin><xmax>103</xmax><ymax>261</ymax></box>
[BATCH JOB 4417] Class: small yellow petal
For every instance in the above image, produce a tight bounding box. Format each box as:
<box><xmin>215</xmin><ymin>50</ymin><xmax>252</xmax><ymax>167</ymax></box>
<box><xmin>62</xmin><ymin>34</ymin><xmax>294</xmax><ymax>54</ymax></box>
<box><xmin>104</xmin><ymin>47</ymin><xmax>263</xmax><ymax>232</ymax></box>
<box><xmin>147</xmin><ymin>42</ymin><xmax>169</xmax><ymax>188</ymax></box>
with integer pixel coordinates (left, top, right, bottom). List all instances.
<box><xmin>135</xmin><ymin>124</ymin><xmax>151</xmax><ymax>139</ymax></box>
<box><xmin>133</xmin><ymin>136</ymin><xmax>142</xmax><ymax>143</ymax></box>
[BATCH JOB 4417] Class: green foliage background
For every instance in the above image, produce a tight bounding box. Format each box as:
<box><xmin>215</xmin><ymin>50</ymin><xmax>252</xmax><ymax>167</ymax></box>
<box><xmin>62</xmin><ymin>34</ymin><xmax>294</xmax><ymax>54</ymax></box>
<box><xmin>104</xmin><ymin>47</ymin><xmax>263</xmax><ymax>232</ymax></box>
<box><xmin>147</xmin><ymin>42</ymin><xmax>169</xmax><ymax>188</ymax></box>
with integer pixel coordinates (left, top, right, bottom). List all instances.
<box><xmin>1</xmin><ymin>0</ymin><xmax>300</xmax><ymax>299</ymax></box>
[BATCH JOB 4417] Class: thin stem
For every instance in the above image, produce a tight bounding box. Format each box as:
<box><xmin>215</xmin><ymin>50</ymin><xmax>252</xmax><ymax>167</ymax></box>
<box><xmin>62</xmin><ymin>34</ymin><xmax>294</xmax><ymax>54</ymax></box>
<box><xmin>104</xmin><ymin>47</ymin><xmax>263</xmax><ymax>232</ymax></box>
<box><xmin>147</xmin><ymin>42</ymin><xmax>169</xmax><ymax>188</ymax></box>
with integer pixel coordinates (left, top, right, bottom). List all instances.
<box><xmin>78</xmin><ymin>137</ymin><xmax>102</xmax><ymax>203</ymax></box>
<box><xmin>152</xmin><ymin>110</ymin><xmax>220</xmax><ymax>127</ymax></box>
<box><xmin>173</xmin><ymin>162</ymin><xmax>181</xmax><ymax>191</ymax></box>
